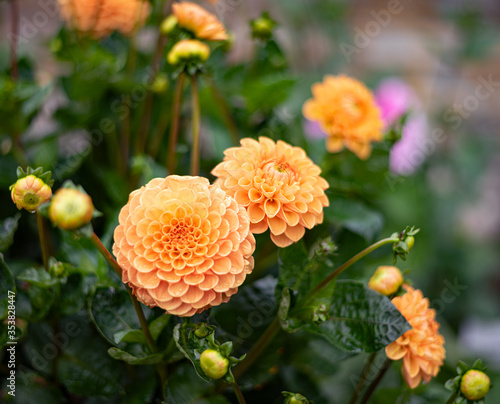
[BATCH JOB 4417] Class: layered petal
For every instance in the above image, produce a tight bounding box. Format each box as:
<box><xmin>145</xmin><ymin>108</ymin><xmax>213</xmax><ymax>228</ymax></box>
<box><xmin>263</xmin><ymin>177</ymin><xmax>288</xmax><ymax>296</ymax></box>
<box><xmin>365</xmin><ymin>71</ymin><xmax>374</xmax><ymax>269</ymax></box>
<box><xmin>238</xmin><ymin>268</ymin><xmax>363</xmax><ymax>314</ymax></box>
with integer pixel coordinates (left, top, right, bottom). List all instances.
<box><xmin>113</xmin><ymin>176</ymin><xmax>255</xmax><ymax>317</ymax></box>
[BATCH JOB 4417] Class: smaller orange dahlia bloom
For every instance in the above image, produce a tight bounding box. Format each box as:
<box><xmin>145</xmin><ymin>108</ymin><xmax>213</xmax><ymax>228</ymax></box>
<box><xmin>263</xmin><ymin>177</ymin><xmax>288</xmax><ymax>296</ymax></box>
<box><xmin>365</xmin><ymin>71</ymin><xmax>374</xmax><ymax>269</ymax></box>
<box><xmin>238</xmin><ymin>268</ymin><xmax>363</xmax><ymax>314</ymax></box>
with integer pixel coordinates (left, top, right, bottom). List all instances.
<box><xmin>211</xmin><ymin>137</ymin><xmax>329</xmax><ymax>248</ymax></box>
<box><xmin>303</xmin><ymin>75</ymin><xmax>383</xmax><ymax>159</ymax></box>
<box><xmin>386</xmin><ymin>285</ymin><xmax>445</xmax><ymax>389</ymax></box>
<box><xmin>58</xmin><ymin>0</ymin><xmax>151</xmax><ymax>38</ymax></box>
<box><xmin>172</xmin><ymin>2</ymin><xmax>228</xmax><ymax>41</ymax></box>
<box><xmin>113</xmin><ymin>176</ymin><xmax>255</xmax><ymax>317</ymax></box>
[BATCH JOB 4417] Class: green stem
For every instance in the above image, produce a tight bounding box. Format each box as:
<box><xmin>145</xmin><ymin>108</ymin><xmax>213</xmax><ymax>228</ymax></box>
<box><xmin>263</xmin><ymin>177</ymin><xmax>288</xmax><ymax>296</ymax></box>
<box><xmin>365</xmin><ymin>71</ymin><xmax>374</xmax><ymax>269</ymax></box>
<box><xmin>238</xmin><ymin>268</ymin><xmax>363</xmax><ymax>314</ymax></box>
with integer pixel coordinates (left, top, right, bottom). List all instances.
<box><xmin>359</xmin><ymin>358</ymin><xmax>392</xmax><ymax>404</ymax></box>
<box><xmin>232</xmin><ymin>380</ymin><xmax>247</xmax><ymax>404</ymax></box>
<box><xmin>232</xmin><ymin>317</ymin><xmax>280</xmax><ymax>380</ymax></box>
<box><xmin>445</xmin><ymin>391</ymin><xmax>458</xmax><ymax>404</ymax></box>
<box><xmin>306</xmin><ymin>237</ymin><xmax>399</xmax><ymax>300</ymax></box>
<box><xmin>208</xmin><ymin>78</ymin><xmax>239</xmax><ymax>145</ymax></box>
<box><xmin>233</xmin><ymin>236</ymin><xmax>399</xmax><ymax>380</ymax></box>
<box><xmin>36</xmin><ymin>212</ymin><xmax>50</xmax><ymax>271</ymax></box>
<box><xmin>190</xmin><ymin>74</ymin><xmax>201</xmax><ymax>176</ymax></box>
<box><xmin>135</xmin><ymin>0</ymin><xmax>170</xmax><ymax>155</ymax></box>
<box><xmin>89</xmin><ymin>232</ymin><xmax>167</xmax><ymax>397</ymax></box>
<box><xmin>167</xmin><ymin>72</ymin><xmax>186</xmax><ymax>174</ymax></box>
<box><xmin>348</xmin><ymin>352</ymin><xmax>377</xmax><ymax>404</ymax></box>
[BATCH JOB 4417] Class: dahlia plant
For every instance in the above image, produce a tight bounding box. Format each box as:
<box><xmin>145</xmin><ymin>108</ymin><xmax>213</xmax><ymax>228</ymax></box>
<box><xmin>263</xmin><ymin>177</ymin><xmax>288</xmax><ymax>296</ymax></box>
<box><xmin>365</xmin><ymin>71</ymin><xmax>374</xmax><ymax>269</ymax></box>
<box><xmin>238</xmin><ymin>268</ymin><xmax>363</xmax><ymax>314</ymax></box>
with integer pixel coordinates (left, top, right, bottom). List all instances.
<box><xmin>0</xmin><ymin>1</ymin><xmax>495</xmax><ymax>404</ymax></box>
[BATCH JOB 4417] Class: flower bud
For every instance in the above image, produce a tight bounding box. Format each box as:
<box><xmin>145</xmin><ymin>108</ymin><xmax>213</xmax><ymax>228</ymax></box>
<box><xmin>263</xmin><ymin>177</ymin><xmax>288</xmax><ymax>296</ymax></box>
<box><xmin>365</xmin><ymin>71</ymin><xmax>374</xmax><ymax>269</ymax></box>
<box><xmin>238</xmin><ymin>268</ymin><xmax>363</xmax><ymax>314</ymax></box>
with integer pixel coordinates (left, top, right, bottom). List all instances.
<box><xmin>251</xmin><ymin>12</ymin><xmax>276</xmax><ymax>40</ymax></box>
<box><xmin>167</xmin><ymin>39</ymin><xmax>210</xmax><ymax>66</ymax></box>
<box><xmin>160</xmin><ymin>15</ymin><xmax>178</xmax><ymax>35</ymax></box>
<box><xmin>49</xmin><ymin>188</ymin><xmax>94</xmax><ymax>230</ymax></box>
<box><xmin>283</xmin><ymin>392</ymin><xmax>309</xmax><ymax>404</ymax></box>
<box><xmin>194</xmin><ymin>324</ymin><xmax>210</xmax><ymax>338</ymax></box>
<box><xmin>10</xmin><ymin>175</ymin><xmax>52</xmax><ymax>213</ymax></box>
<box><xmin>406</xmin><ymin>236</ymin><xmax>415</xmax><ymax>251</ymax></box>
<box><xmin>368</xmin><ymin>266</ymin><xmax>403</xmax><ymax>296</ymax></box>
<box><xmin>150</xmin><ymin>73</ymin><xmax>169</xmax><ymax>94</ymax></box>
<box><xmin>460</xmin><ymin>369</ymin><xmax>490</xmax><ymax>401</ymax></box>
<box><xmin>199</xmin><ymin>349</ymin><xmax>229</xmax><ymax>380</ymax></box>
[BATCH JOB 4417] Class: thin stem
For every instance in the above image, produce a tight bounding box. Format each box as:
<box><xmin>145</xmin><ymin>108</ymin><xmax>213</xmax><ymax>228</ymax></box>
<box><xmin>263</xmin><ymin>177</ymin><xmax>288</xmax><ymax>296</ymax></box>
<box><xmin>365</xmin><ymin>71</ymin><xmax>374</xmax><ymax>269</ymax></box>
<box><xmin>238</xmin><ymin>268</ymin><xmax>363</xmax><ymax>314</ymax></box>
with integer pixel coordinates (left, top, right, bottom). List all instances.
<box><xmin>135</xmin><ymin>0</ymin><xmax>170</xmax><ymax>155</ymax></box>
<box><xmin>232</xmin><ymin>380</ymin><xmax>247</xmax><ymax>404</ymax></box>
<box><xmin>232</xmin><ymin>317</ymin><xmax>280</xmax><ymax>380</ymax></box>
<box><xmin>445</xmin><ymin>391</ymin><xmax>458</xmax><ymax>404</ymax></box>
<box><xmin>10</xmin><ymin>0</ymin><xmax>19</xmax><ymax>82</ymax></box>
<box><xmin>36</xmin><ymin>212</ymin><xmax>51</xmax><ymax>271</ymax></box>
<box><xmin>306</xmin><ymin>237</ymin><xmax>399</xmax><ymax>300</ymax></box>
<box><xmin>190</xmin><ymin>74</ymin><xmax>201</xmax><ymax>176</ymax></box>
<box><xmin>89</xmin><ymin>233</ymin><xmax>167</xmax><ymax>396</ymax></box>
<box><xmin>208</xmin><ymin>78</ymin><xmax>239</xmax><ymax>145</ymax></box>
<box><xmin>348</xmin><ymin>352</ymin><xmax>377</xmax><ymax>404</ymax></box>
<box><xmin>359</xmin><ymin>358</ymin><xmax>392</xmax><ymax>404</ymax></box>
<box><xmin>147</xmin><ymin>100</ymin><xmax>171</xmax><ymax>159</ymax></box>
<box><xmin>167</xmin><ymin>72</ymin><xmax>186</xmax><ymax>174</ymax></box>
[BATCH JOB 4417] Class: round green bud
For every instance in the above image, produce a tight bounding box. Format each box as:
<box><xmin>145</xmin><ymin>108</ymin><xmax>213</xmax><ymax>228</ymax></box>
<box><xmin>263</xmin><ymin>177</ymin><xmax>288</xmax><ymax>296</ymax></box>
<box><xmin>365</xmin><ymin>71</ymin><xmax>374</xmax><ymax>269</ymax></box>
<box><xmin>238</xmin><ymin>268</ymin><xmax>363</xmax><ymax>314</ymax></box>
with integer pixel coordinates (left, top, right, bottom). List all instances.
<box><xmin>199</xmin><ymin>349</ymin><xmax>229</xmax><ymax>380</ymax></box>
<box><xmin>460</xmin><ymin>369</ymin><xmax>490</xmax><ymax>401</ymax></box>
<box><xmin>284</xmin><ymin>393</ymin><xmax>309</xmax><ymax>404</ymax></box>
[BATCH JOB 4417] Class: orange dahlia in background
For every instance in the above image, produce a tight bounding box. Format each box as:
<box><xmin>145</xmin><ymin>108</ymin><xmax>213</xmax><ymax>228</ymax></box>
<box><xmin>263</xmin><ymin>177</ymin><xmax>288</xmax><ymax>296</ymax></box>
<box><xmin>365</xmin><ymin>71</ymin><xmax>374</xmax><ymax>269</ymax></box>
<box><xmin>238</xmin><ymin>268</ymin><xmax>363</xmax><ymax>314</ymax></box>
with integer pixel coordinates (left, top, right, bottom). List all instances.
<box><xmin>58</xmin><ymin>0</ymin><xmax>151</xmax><ymax>38</ymax></box>
<box><xmin>172</xmin><ymin>2</ymin><xmax>228</xmax><ymax>41</ymax></box>
<box><xmin>211</xmin><ymin>137</ymin><xmax>329</xmax><ymax>248</ymax></box>
<box><xmin>113</xmin><ymin>176</ymin><xmax>255</xmax><ymax>317</ymax></box>
<box><xmin>385</xmin><ymin>285</ymin><xmax>446</xmax><ymax>389</ymax></box>
<box><xmin>303</xmin><ymin>75</ymin><xmax>383</xmax><ymax>160</ymax></box>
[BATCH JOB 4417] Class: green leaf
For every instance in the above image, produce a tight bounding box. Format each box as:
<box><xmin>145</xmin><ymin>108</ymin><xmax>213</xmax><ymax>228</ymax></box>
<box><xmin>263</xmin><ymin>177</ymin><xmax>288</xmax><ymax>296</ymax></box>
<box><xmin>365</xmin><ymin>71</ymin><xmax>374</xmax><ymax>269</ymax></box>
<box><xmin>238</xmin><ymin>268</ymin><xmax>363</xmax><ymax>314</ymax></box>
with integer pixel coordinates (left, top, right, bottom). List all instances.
<box><xmin>0</xmin><ymin>213</ymin><xmax>21</xmax><ymax>253</ymax></box>
<box><xmin>284</xmin><ymin>281</ymin><xmax>411</xmax><ymax>353</ymax></box>
<box><xmin>57</xmin><ymin>315</ymin><xmax>125</xmax><ymax>397</ymax></box>
<box><xmin>108</xmin><ymin>347</ymin><xmax>163</xmax><ymax>365</ymax></box>
<box><xmin>149</xmin><ymin>314</ymin><xmax>171</xmax><ymax>341</ymax></box>
<box><xmin>113</xmin><ymin>329</ymin><xmax>147</xmax><ymax>345</ymax></box>
<box><xmin>324</xmin><ymin>197</ymin><xmax>383</xmax><ymax>241</ymax></box>
<box><xmin>0</xmin><ymin>254</ymin><xmax>16</xmax><ymax>320</ymax></box>
<box><xmin>18</xmin><ymin>267</ymin><xmax>58</xmax><ymax>288</ymax></box>
<box><xmin>89</xmin><ymin>286</ymin><xmax>149</xmax><ymax>348</ymax></box>
<box><xmin>173</xmin><ymin>323</ymin><xmax>213</xmax><ymax>383</ymax></box>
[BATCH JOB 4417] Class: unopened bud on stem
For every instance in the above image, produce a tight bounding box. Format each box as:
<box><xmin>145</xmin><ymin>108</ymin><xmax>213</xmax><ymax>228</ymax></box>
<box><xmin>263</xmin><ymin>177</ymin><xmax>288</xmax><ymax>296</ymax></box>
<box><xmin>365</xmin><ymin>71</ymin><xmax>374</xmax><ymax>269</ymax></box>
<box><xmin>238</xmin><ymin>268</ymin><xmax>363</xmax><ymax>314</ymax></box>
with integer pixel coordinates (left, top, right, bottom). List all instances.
<box><xmin>460</xmin><ymin>369</ymin><xmax>490</xmax><ymax>401</ymax></box>
<box><xmin>49</xmin><ymin>188</ymin><xmax>94</xmax><ymax>230</ymax></box>
<box><xmin>10</xmin><ymin>175</ymin><xmax>52</xmax><ymax>213</ymax></box>
<box><xmin>368</xmin><ymin>266</ymin><xmax>403</xmax><ymax>296</ymax></box>
<box><xmin>199</xmin><ymin>349</ymin><xmax>229</xmax><ymax>380</ymax></box>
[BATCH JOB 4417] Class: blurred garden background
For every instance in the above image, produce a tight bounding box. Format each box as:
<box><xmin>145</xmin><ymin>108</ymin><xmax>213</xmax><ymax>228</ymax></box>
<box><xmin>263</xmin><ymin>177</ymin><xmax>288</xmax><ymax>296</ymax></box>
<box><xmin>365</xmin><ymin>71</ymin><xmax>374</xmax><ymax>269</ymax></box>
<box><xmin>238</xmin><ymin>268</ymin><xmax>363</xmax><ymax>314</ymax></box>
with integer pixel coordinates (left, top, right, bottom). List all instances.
<box><xmin>1</xmin><ymin>0</ymin><xmax>500</xmax><ymax>403</ymax></box>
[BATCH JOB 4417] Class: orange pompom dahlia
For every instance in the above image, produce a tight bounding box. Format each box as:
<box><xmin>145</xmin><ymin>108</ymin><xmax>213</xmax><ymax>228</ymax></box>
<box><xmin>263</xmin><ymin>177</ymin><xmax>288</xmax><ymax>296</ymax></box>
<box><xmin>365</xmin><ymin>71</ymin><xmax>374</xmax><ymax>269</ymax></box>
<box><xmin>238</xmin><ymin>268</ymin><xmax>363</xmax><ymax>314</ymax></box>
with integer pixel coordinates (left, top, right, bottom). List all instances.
<box><xmin>58</xmin><ymin>0</ymin><xmax>151</xmax><ymax>38</ymax></box>
<box><xmin>303</xmin><ymin>75</ymin><xmax>383</xmax><ymax>160</ymax></box>
<box><xmin>211</xmin><ymin>137</ymin><xmax>329</xmax><ymax>248</ymax></box>
<box><xmin>113</xmin><ymin>176</ymin><xmax>255</xmax><ymax>317</ymax></box>
<box><xmin>385</xmin><ymin>285</ymin><xmax>445</xmax><ymax>389</ymax></box>
<box><xmin>172</xmin><ymin>2</ymin><xmax>228</xmax><ymax>41</ymax></box>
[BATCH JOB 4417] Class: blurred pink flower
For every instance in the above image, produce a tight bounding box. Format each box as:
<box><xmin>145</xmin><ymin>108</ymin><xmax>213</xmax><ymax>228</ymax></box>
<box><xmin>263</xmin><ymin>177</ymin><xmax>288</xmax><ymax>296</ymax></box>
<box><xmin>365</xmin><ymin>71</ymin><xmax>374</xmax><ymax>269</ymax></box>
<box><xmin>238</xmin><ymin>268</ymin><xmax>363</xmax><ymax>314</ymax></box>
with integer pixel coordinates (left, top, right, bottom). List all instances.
<box><xmin>389</xmin><ymin>113</ymin><xmax>428</xmax><ymax>175</ymax></box>
<box><xmin>303</xmin><ymin>118</ymin><xmax>327</xmax><ymax>140</ymax></box>
<box><xmin>375</xmin><ymin>78</ymin><xmax>414</xmax><ymax>128</ymax></box>
<box><xmin>375</xmin><ymin>78</ymin><xmax>428</xmax><ymax>175</ymax></box>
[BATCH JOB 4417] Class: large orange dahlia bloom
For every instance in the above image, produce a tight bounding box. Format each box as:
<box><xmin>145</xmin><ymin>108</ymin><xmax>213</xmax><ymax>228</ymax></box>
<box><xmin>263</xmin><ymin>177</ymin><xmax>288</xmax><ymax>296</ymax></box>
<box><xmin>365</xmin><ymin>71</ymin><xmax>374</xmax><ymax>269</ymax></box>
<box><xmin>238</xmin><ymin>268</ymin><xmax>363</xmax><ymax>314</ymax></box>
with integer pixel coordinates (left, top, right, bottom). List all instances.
<box><xmin>303</xmin><ymin>75</ymin><xmax>383</xmax><ymax>160</ymax></box>
<box><xmin>112</xmin><ymin>176</ymin><xmax>255</xmax><ymax>317</ymax></box>
<box><xmin>211</xmin><ymin>137</ymin><xmax>329</xmax><ymax>248</ymax></box>
<box><xmin>172</xmin><ymin>2</ymin><xmax>228</xmax><ymax>41</ymax></box>
<box><xmin>386</xmin><ymin>285</ymin><xmax>446</xmax><ymax>389</ymax></box>
<box><xmin>58</xmin><ymin>0</ymin><xmax>151</xmax><ymax>38</ymax></box>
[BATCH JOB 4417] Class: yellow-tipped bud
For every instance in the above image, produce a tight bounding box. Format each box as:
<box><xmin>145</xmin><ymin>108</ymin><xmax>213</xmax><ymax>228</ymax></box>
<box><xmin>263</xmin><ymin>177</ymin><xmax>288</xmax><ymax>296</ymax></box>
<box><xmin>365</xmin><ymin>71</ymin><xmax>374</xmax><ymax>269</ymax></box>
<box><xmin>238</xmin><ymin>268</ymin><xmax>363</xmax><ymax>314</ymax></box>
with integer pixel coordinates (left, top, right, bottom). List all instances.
<box><xmin>49</xmin><ymin>188</ymin><xmax>94</xmax><ymax>230</ymax></box>
<box><xmin>368</xmin><ymin>266</ymin><xmax>403</xmax><ymax>296</ymax></box>
<box><xmin>406</xmin><ymin>235</ymin><xmax>415</xmax><ymax>251</ymax></box>
<box><xmin>199</xmin><ymin>349</ymin><xmax>229</xmax><ymax>380</ymax></box>
<box><xmin>167</xmin><ymin>39</ymin><xmax>210</xmax><ymax>66</ymax></box>
<box><xmin>160</xmin><ymin>15</ymin><xmax>178</xmax><ymax>35</ymax></box>
<box><xmin>251</xmin><ymin>13</ymin><xmax>277</xmax><ymax>40</ymax></box>
<box><xmin>460</xmin><ymin>369</ymin><xmax>490</xmax><ymax>401</ymax></box>
<box><xmin>10</xmin><ymin>175</ymin><xmax>52</xmax><ymax>213</ymax></box>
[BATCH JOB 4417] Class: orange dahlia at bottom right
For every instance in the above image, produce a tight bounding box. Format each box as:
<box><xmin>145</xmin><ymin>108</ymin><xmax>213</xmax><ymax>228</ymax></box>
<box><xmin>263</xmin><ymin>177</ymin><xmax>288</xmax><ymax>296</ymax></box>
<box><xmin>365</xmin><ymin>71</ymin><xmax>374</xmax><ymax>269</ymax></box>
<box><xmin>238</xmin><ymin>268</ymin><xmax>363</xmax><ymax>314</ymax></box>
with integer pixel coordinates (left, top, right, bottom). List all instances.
<box><xmin>385</xmin><ymin>285</ymin><xmax>446</xmax><ymax>389</ymax></box>
<box><xmin>303</xmin><ymin>75</ymin><xmax>383</xmax><ymax>160</ymax></box>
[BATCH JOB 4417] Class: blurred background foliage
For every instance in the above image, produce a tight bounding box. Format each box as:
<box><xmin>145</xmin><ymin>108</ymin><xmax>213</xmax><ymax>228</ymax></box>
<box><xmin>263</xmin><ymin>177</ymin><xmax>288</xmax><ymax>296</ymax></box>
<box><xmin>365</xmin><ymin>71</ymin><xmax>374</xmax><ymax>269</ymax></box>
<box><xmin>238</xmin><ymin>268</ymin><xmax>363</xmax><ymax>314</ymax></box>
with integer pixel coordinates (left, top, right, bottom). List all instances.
<box><xmin>0</xmin><ymin>0</ymin><xmax>499</xmax><ymax>403</ymax></box>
